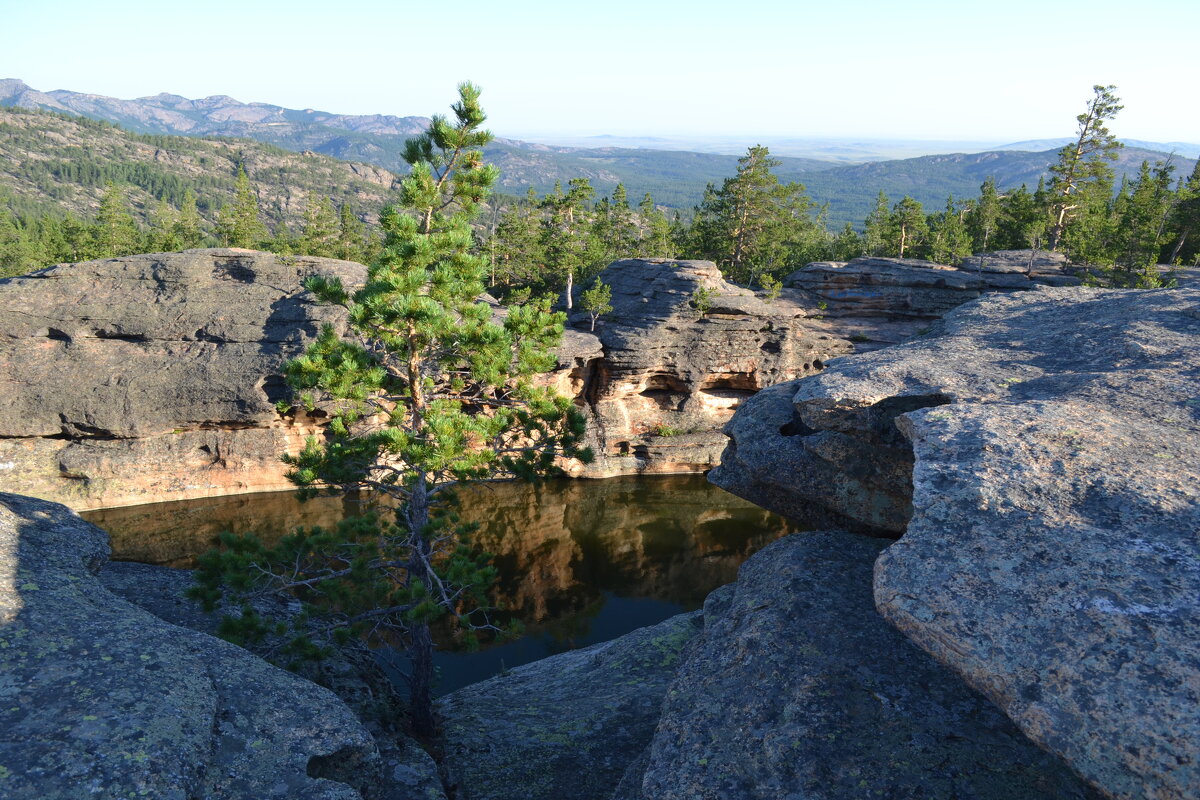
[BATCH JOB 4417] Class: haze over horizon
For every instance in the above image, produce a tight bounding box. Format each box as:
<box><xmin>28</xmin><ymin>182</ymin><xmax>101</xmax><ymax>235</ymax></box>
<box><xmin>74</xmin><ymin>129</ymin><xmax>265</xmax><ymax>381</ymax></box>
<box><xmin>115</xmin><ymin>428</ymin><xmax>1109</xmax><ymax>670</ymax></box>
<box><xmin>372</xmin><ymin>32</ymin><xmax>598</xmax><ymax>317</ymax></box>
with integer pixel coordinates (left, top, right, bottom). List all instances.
<box><xmin>4</xmin><ymin>0</ymin><xmax>1197</xmax><ymax>145</ymax></box>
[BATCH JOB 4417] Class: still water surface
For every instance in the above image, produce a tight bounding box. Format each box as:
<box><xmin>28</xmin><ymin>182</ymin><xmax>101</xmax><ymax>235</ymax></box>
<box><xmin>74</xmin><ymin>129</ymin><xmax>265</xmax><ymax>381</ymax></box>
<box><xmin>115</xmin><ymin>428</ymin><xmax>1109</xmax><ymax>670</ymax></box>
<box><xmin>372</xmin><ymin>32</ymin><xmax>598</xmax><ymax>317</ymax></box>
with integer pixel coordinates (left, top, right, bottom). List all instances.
<box><xmin>84</xmin><ymin>475</ymin><xmax>796</xmax><ymax>693</ymax></box>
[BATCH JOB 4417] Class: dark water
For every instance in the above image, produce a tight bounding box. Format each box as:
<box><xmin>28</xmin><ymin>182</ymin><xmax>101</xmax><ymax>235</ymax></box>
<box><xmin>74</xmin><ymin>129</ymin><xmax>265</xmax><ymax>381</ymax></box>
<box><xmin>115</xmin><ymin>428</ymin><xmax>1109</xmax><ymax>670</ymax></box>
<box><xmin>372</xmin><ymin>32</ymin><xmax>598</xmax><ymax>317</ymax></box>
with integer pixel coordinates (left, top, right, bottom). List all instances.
<box><xmin>84</xmin><ymin>475</ymin><xmax>796</xmax><ymax>694</ymax></box>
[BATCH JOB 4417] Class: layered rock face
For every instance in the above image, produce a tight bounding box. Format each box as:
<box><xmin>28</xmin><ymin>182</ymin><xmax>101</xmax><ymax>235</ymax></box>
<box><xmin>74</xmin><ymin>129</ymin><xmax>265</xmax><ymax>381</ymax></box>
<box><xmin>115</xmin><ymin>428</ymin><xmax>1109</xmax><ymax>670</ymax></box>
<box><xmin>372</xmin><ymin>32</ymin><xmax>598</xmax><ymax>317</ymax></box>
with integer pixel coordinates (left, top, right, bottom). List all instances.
<box><xmin>572</xmin><ymin>258</ymin><xmax>850</xmax><ymax>476</ymax></box>
<box><xmin>782</xmin><ymin>250</ymin><xmax>1079</xmax><ymax>349</ymax></box>
<box><xmin>0</xmin><ymin>492</ymin><xmax>384</xmax><ymax>799</ymax></box>
<box><xmin>1</xmin><ymin>251</ymin><xmax>840</xmax><ymax>507</ymax></box>
<box><xmin>714</xmin><ymin>287</ymin><xmax>1200</xmax><ymax>798</ymax></box>
<box><xmin>0</xmin><ymin>249</ymin><xmax>368</xmax><ymax>509</ymax></box>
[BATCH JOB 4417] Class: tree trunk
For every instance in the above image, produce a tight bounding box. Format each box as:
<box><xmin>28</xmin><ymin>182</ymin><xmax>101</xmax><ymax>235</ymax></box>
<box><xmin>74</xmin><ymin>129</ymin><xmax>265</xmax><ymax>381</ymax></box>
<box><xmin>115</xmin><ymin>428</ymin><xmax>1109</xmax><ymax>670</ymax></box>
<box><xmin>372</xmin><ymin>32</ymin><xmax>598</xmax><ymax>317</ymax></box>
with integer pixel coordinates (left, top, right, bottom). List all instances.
<box><xmin>1169</xmin><ymin>229</ymin><xmax>1190</xmax><ymax>264</ymax></box>
<box><xmin>405</xmin><ymin>474</ymin><xmax>437</xmax><ymax>739</ymax></box>
<box><xmin>566</xmin><ymin>270</ymin><xmax>573</xmax><ymax>310</ymax></box>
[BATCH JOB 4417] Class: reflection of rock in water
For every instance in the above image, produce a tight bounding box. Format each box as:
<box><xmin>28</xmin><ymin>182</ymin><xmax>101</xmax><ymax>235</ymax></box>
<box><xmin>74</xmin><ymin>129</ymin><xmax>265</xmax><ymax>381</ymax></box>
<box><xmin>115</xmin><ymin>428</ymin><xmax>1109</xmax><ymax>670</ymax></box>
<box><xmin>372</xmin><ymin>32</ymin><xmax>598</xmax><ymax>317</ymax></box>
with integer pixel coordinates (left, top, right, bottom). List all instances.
<box><xmin>85</xmin><ymin>476</ymin><xmax>794</xmax><ymax>637</ymax></box>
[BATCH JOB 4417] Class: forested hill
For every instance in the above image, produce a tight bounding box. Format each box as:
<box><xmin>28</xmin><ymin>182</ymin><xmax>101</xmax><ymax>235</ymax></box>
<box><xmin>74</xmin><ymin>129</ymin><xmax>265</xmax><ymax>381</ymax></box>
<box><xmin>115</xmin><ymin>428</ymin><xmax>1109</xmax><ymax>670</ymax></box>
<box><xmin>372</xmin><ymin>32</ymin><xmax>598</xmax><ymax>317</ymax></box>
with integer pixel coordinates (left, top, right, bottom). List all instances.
<box><xmin>798</xmin><ymin>147</ymin><xmax>1198</xmax><ymax>228</ymax></box>
<box><xmin>0</xmin><ymin>78</ymin><xmax>833</xmax><ymax>208</ymax></box>
<box><xmin>0</xmin><ymin>107</ymin><xmax>400</xmax><ymax>227</ymax></box>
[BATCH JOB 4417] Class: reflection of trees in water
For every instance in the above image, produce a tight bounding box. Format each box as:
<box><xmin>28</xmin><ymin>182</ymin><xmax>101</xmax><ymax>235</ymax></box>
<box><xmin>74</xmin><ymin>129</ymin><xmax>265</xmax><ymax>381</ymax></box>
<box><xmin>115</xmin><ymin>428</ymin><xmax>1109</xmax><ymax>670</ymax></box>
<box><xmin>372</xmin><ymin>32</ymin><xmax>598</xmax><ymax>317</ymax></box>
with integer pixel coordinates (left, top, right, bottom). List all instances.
<box><xmin>86</xmin><ymin>476</ymin><xmax>793</xmax><ymax>634</ymax></box>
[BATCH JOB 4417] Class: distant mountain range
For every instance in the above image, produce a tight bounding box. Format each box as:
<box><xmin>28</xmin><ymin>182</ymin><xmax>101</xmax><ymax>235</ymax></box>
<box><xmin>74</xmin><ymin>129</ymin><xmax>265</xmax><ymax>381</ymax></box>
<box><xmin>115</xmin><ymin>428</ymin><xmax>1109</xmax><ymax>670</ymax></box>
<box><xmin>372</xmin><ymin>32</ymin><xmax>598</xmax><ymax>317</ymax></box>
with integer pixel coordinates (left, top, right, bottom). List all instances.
<box><xmin>2</xmin><ymin>78</ymin><xmax>1196</xmax><ymax>227</ymax></box>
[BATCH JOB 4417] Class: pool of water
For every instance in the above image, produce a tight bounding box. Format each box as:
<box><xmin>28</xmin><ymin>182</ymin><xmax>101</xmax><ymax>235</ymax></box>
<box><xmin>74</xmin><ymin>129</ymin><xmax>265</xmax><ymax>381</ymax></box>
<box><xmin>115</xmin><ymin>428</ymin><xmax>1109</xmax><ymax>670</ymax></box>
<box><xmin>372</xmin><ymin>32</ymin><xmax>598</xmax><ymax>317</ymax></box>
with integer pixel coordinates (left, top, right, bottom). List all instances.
<box><xmin>84</xmin><ymin>475</ymin><xmax>797</xmax><ymax>694</ymax></box>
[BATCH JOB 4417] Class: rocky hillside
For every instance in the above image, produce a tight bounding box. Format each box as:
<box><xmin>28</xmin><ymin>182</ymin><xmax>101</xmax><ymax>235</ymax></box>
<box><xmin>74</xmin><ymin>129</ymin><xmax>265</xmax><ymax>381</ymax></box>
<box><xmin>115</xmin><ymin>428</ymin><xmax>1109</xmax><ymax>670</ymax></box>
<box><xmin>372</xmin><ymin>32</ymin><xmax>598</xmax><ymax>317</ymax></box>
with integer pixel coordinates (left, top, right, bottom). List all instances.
<box><xmin>0</xmin><ymin>106</ymin><xmax>400</xmax><ymax>225</ymax></box>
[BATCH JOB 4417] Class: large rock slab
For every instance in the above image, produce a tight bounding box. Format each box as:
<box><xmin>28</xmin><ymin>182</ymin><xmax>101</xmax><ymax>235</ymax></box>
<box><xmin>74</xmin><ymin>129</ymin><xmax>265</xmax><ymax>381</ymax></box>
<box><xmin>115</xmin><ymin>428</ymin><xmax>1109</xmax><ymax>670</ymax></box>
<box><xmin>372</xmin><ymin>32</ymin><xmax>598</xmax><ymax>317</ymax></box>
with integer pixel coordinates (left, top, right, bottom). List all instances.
<box><xmin>716</xmin><ymin>286</ymin><xmax>1200</xmax><ymax>798</ymax></box>
<box><xmin>622</xmin><ymin>532</ymin><xmax>1100</xmax><ymax>800</ymax></box>
<box><xmin>437</xmin><ymin>611</ymin><xmax>701</xmax><ymax>800</ymax></box>
<box><xmin>0</xmin><ymin>249</ymin><xmax>364</xmax><ymax>508</ymax></box>
<box><xmin>0</xmin><ymin>492</ymin><xmax>380</xmax><ymax>799</ymax></box>
<box><xmin>573</xmin><ymin>258</ymin><xmax>851</xmax><ymax>476</ymax></box>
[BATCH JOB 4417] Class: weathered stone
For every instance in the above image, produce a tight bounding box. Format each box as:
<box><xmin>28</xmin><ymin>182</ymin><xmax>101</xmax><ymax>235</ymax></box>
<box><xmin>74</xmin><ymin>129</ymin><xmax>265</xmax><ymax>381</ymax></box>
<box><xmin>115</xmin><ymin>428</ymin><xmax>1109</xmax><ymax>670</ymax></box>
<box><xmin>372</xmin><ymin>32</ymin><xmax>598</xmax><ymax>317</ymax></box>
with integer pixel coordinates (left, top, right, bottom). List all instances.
<box><xmin>0</xmin><ymin>492</ymin><xmax>380</xmax><ymax>799</ymax></box>
<box><xmin>780</xmin><ymin>251</ymin><xmax>1081</xmax><ymax>349</ymax></box>
<box><xmin>99</xmin><ymin>561</ymin><xmax>448</xmax><ymax>800</ymax></box>
<box><xmin>716</xmin><ymin>286</ymin><xmax>1200</xmax><ymax>798</ymax></box>
<box><xmin>437</xmin><ymin>611</ymin><xmax>701</xmax><ymax>800</ymax></box>
<box><xmin>622</xmin><ymin>533</ymin><xmax>1100</xmax><ymax>800</ymax></box>
<box><xmin>573</xmin><ymin>258</ymin><xmax>851</xmax><ymax>476</ymax></box>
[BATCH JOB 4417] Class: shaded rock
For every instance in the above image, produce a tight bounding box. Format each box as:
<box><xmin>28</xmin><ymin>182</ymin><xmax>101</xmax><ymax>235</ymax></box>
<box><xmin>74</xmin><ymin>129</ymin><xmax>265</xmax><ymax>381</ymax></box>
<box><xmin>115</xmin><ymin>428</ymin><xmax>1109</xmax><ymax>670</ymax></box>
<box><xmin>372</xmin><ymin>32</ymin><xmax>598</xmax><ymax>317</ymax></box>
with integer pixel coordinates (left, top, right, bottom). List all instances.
<box><xmin>99</xmin><ymin>561</ymin><xmax>447</xmax><ymax>800</ymax></box>
<box><xmin>0</xmin><ymin>492</ymin><xmax>379</xmax><ymax>799</ymax></box>
<box><xmin>716</xmin><ymin>286</ymin><xmax>1200</xmax><ymax>798</ymax></box>
<box><xmin>710</xmin><ymin>381</ymin><xmax>914</xmax><ymax>533</ymax></box>
<box><xmin>622</xmin><ymin>533</ymin><xmax>1100</xmax><ymax>800</ymax></box>
<box><xmin>573</xmin><ymin>258</ymin><xmax>851</xmax><ymax>476</ymax></box>
<box><xmin>437</xmin><ymin>611</ymin><xmax>701</xmax><ymax>800</ymax></box>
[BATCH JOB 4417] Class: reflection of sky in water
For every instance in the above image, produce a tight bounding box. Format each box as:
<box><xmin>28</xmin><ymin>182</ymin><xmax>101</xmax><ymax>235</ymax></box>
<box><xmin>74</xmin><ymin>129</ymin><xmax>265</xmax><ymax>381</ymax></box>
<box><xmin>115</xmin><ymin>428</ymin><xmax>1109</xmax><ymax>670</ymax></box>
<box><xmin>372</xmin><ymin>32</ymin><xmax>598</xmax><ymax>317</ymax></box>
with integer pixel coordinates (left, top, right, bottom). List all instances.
<box><xmin>85</xmin><ymin>475</ymin><xmax>796</xmax><ymax>694</ymax></box>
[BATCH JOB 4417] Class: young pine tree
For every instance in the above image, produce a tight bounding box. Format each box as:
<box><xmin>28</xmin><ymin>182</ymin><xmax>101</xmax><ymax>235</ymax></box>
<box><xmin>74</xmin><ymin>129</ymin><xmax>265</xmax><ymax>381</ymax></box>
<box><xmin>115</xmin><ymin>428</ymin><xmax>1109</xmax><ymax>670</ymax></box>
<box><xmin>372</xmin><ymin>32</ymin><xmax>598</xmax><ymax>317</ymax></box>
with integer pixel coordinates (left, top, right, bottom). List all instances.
<box><xmin>94</xmin><ymin>183</ymin><xmax>141</xmax><ymax>257</ymax></box>
<box><xmin>191</xmin><ymin>83</ymin><xmax>591</xmax><ymax>739</ymax></box>
<box><xmin>216</xmin><ymin>167</ymin><xmax>268</xmax><ymax>248</ymax></box>
<box><xmin>1046</xmin><ymin>85</ymin><xmax>1123</xmax><ymax>251</ymax></box>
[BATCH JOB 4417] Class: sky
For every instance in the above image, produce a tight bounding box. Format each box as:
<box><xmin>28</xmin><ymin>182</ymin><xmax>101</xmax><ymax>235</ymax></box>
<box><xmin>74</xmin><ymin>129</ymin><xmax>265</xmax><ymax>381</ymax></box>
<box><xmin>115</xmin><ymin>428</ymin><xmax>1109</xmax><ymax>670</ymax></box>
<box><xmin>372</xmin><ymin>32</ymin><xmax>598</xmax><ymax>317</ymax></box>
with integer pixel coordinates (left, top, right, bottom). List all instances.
<box><xmin>3</xmin><ymin>0</ymin><xmax>1197</xmax><ymax>145</ymax></box>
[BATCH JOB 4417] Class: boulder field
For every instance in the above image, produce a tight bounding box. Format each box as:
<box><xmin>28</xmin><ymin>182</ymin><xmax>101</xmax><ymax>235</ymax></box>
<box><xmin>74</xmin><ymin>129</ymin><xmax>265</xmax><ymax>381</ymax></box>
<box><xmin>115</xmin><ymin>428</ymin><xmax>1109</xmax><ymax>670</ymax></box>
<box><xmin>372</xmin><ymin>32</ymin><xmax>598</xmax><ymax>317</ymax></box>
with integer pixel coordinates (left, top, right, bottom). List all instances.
<box><xmin>713</xmin><ymin>286</ymin><xmax>1200</xmax><ymax>799</ymax></box>
<box><xmin>0</xmin><ymin>247</ymin><xmax>1076</xmax><ymax>510</ymax></box>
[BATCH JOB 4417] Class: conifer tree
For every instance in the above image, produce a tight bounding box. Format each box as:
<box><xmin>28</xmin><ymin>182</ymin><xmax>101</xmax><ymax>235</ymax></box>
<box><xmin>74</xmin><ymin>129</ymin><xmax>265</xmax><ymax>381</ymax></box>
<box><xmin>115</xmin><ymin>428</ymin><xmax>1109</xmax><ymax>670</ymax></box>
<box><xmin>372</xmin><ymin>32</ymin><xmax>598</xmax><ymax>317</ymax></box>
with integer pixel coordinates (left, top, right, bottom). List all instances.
<box><xmin>1046</xmin><ymin>85</ymin><xmax>1123</xmax><ymax>251</ymax></box>
<box><xmin>335</xmin><ymin>202</ymin><xmax>367</xmax><ymax>263</ymax></box>
<box><xmin>176</xmin><ymin>190</ymin><xmax>205</xmax><ymax>249</ymax></box>
<box><xmin>191</xmin><ymin>84</ymin><xmax>590</xmax><ymax>738</ymax></box>
<box><xmin>886</xmin><ymin>195</ymin><xmax>928</xmax><ymax>258</ymax></box>
<box><xmin>832</xmin><ymin>222</ymin><xmax>864</xmax><ymax>261</ymax></box>
<box><xmin>580</xmin><ymin>278</ymin><xmax>613</xmax><ymax>331</ymax></box>
<box><xmin>300</xmin><ymin>192</ymin><xmax>339</xmax><ymax>257</ymax></box>
<box><xmin>862</xmin><ymin>191</ymin><xmax>890</xmax><ymax>256</ymax></box>
<box><xmin>636</xmin><ymin>193</ymin><xmax>674</xmax><ymax>258</ymax></box>
<box><xmin>926</xmin><ymin>196</ymin><xmax>972</xmax><ymax>264</ymax></box>
<box><xmin>691</xmin><ymin>145</ymin><xmax>821</xmax><ymax>285</ymax></box>
<box><xmin>967</xmin><ymin>177</ymin><xmax>1001</xmax><ymax>252</ymax></box>
<box><xmin>1167</xmin><ymin>161</ymin><xmax>1200</xmax><ymax>265</ymax></box>
<box><xmin>215</xmin><ymin>167</ymin><xmax>268</xmax><ymax>248</ymax></box>
<box><xmin>94</xmin><ymin>183</ymin><xmax>140</xmax><ymax>257</ymax></box>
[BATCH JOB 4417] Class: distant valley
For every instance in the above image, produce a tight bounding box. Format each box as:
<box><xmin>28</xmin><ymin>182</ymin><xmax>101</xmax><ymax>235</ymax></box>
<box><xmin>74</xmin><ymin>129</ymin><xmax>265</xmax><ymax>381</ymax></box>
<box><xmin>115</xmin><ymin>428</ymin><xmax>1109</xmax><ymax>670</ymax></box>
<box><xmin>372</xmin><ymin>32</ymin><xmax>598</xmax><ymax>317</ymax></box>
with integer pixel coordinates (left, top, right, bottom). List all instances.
<box><xmin>2</xmin><ymin>78</ymin><xmax>1196</xmax><ymax>227</ymax></box>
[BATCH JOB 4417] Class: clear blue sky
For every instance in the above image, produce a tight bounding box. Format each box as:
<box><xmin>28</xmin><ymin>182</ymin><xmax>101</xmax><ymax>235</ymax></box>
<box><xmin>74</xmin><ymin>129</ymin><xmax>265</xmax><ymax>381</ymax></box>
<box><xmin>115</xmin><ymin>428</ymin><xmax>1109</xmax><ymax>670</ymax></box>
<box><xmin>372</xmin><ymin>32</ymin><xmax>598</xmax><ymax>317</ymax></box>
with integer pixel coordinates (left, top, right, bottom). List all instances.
<box><xmin>4</xmin><ymin>0</ymin><xmax>1196</xmax><ymax>143</ymax></box>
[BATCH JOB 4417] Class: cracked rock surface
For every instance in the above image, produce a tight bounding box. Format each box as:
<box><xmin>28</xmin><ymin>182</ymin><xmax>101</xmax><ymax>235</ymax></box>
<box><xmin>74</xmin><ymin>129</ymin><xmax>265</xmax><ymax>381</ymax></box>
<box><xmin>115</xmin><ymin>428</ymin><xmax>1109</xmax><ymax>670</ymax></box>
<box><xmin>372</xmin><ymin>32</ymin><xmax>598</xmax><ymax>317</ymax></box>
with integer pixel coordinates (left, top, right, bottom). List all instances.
<box><xmin>0</xmin><ymin>491</ymin><xmax>379</xmax><ymax>799</ymax></box>
<box><xmin>714</xmin><ymin>286</ymin><xmax>1200</xmax><ymax>799</ymax></box>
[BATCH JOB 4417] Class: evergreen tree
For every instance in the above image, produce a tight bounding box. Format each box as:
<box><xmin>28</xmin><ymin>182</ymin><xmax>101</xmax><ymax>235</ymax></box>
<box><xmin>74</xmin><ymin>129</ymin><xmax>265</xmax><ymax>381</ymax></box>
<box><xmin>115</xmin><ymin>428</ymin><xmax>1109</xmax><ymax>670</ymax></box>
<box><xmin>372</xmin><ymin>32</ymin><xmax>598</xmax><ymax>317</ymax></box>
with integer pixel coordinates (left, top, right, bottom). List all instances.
<box><xmin>191</xmin><ymin>84</ymin><xmax>590</xmax><ymax>739</ymax></box>
<box><xmin>299</xmin><ymin>192</ymin><xmax>339</xmax><ymax>257</ymax></box>
<box><xmin>1167</xmin><ymin>161</ymin><xmax>1200</xmax><ymax>265</ymax></box>
<box><xmin>1111</xmin><ymin>160</ymin><xmax>1175</xmax><ymax>284</ymax></box>
<box><xmin>925</xmin><ymin>196</ymin><xmax>972</xmax><ymax>264</ymax></box>
<box><xmin>885</xmin><ymin>195</ymin><xmax>928</xmax><ymax>258</ymax></box>
<box><xmin>832</xmin><ymin>222</ymin><xmax>864</xmax><ymax>261</ymax></box>
<box><xmin>148</xmin><ymin>200</ymin><xmax>182</xmax><ymax>252</ymax></box>
<box><xmin>1046</xmin><ymin>85</ymin><xmax>1123</xmax><ymax>251</ymax></box>
<box><xmin>636</xmin><ymin>193</ymin><xmax>674</xmax><ymax>258</ymax></box>
<box><xmin>335</xmin><ymin>202</ymin><xmax>367</xmax><ymax>263</ymax></box>
<box><xmin>862</xmin><ymin>191</ymin><xmax>890</xmax><ymax>256</ymax></box>
<box><xmin>690</xmin><ymin>145</ymin><xmax>822</xmax><ymax>286</ymax></box>
<box><xmin>176</xmin><ymin>190</ymin><xmax>205</xmax><ymax>249</ymax></box>
<box><xmin>580</xmin><ymin>278</ymin><xmax>613</xmax><ymax>331</ymax></box>
<box><xmin>967</xmin><ymin>177</ymin><xmax>1001</xmax><ymax>252</ymax></box>
<box><xmin>94</xmin><ymin>183</ymin><xmax>140</xmax><ymax>257</ymax></box>
<box><xmin>215</xmin><ymin>167</ymin><xmax>267</xmax><ymax>248</ymax></box>
<box><xmin>491</xmin><ymin>188</ymin><xmax>546</xmax><ymax>292</ymax></box>
<box><xmin>994</xmin><ymin>184</ymin><xmax>1048</xmax><ymax>250</ymax></box>
<box><xmin>541</xmin><ymin>178</ymin><xmax>596</xmax><ymax>307</ymax></box>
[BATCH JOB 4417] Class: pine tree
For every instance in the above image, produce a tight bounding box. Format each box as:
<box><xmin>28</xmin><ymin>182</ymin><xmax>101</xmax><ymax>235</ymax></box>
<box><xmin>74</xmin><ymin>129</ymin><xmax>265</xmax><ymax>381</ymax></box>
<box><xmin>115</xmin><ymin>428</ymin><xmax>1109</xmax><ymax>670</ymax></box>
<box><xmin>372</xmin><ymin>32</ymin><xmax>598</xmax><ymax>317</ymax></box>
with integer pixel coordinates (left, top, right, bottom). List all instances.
<box><xmin>926</xmin><ymin>196</ymin><xmax>972</xmax><ymax>265</ymax></box>
<box><xmin>832</xmin><ymin>222</ymin><xmax>864</xmax><ymax>261</ymax></box>
<box><xmin>967</xmin><ymin>177</ymin><xmax>1001</xmax><ymax>252</ymax></box>
<box><xmin>1111</xmin><ymin>160</ymin><xmax>1175</xmax><ymax>284</ymax></box>
<box><xmin>580</xmin><ymin>278</ymin><xmax>613</xmax><ymax>331</ymax></box>
<box><xmin>215</xmin><ymin>167</ymin><xmax>268</xmax><ymax>248</ymax></box>
<box><xmin>299</xmin><ymin>192</ymin><xmax>339</xmax><ymax>257</ymax></box>
<box><xmin>191</xmin><ymin>84</ymin><xmax>590</xmax><ymax>739</ymax></box>
<box><xmin>148</xmin><ymin>200</ymin><xmax>182</xmax><ymax>252</ymax></box>
<box><xmin>691</xmin><ymin>145</ymin><xmax>822</xmax><ymax>285</ymax></box>
<box><xmin>176</xmin><ymin>190</ymin><xmax>206</xmax><ymax>249</ymax></box>
<box><xmin>862</xmin><ymin>191</ymin><xmax>890</xmax><ymax>256</ymax></box>
<box><xmin>1046</xmin><ymin>85</ymin><xmax>1123</xmax><ymax>251</ymax></box>
<box><xmin>335</xmin><ymin>202</ymin><xmax>367</xmax><ymax>263</ymax></box>
<box><xmin>1167</xmin><ymin>161</ymin><xmax>1200</xmax><ymax>265</ymax></box>
<box><xmin>885</xmin><ymin>196</ymin><xmax>928</xmax><ymax>258</ymax></box>
<box><xmin>94</xmin><ymin>183</ymin><xmax>140</xmax><ymax>257</ymax></box>
<box><xmin>636</xmin><ymin>193</ymin><xmax>674</xmax><ymax>258</ymax></box>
